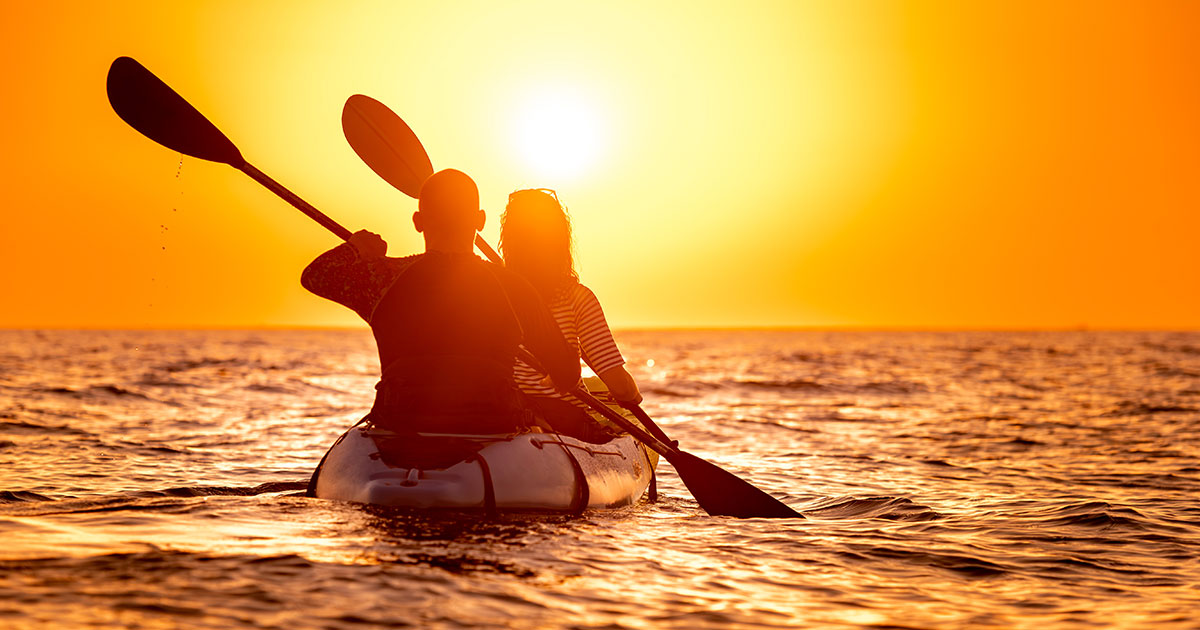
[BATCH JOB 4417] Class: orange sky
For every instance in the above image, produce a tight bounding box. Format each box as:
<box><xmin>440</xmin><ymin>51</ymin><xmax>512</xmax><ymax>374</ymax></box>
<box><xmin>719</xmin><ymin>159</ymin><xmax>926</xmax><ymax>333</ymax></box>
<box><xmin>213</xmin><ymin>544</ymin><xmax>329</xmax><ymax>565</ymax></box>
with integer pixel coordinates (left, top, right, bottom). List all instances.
<box><xmin>1</xmin><ymin>1</ymin><xmax>1197</xmax><ymax>330</ymax></box>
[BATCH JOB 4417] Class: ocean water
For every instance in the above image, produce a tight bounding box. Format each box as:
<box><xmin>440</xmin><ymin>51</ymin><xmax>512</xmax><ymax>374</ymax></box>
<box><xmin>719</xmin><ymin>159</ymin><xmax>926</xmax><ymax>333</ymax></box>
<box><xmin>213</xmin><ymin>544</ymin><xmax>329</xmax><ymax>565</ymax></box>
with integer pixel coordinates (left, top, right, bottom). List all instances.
<box><xmin>1</xmin><ymin>329</ymin><xmax>1198</xmax><ymax>629</ymax></box>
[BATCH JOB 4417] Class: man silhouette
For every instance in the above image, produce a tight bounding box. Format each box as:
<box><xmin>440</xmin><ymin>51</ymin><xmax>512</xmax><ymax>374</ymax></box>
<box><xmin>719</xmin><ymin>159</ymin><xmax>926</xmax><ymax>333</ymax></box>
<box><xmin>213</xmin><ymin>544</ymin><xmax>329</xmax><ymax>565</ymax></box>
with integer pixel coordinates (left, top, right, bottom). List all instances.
<box><xmin>302</xmin><ymin>169</ymin><xmax>579</xmax><ymax>433</ymax></box>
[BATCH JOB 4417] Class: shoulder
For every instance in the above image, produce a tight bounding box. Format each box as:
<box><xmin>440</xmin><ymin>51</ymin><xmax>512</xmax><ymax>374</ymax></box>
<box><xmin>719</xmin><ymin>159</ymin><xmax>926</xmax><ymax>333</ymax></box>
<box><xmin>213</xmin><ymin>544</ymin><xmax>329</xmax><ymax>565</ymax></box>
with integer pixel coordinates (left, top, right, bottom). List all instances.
<box><xmin>365</xmin><ymin>251</ymin><xmax>421</xmax><ymax>278</ymax></box>
<box><xmin>385</xmin><ymin>252</ymin><xmax>424</xmax><ymax>264</ymax></box>
<box><xmin>379</xmin><ymin>252</ymin><xmax>422</xmax><ymax>268</ymax></box>
<box><xmin>572</xmin><ymin>282</ymin><xmax>597</xmax><ymax>299</ymax></box>
<box><xmin>568</xmin><ymin>282</ymin><xmax>603</xmax><ymax>308</ymax></box>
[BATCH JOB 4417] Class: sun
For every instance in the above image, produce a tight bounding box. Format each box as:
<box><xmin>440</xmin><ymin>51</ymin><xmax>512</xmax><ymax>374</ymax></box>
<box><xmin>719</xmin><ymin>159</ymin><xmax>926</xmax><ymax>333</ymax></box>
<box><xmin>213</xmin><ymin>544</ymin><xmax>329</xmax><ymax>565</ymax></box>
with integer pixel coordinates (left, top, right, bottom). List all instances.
<box><xmin>510</xmin><ymin>86</ymin><xmax>606</xmax><ymax>181</ymax></box>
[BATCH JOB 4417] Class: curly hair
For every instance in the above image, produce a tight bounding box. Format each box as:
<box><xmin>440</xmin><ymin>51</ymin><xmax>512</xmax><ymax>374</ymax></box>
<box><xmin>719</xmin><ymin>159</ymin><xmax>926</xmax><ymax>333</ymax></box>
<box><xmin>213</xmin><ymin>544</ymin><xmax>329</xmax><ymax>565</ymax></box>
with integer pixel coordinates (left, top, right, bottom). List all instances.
<box><xmin>499</xmin><ymin>189</ymin><xmax>579</xmax><ymax>298</ymax></box>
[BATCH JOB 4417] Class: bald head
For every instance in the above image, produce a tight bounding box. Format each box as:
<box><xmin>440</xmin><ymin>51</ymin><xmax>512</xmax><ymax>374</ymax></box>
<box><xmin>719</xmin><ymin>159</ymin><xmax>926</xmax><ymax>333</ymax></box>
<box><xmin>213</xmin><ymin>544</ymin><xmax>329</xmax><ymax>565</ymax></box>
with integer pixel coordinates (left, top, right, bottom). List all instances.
<box><xmin>414</xmin><ymin>169</ymin><xmax>485</xmax><ymax>253</ymax></box>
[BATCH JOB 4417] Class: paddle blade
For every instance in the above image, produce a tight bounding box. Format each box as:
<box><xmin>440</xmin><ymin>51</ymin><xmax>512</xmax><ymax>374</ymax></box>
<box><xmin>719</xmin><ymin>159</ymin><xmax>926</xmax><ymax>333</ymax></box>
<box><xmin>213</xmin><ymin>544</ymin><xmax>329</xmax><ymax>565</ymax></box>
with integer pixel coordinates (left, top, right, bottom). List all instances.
<box><xmin>106</xmin><ymin>57</ymin><xmax>243</xmax><ymax>166</ymax></box>
<box><xmin>665</xmin><ymin>450</ymin><xmax>803</xmax><ymax>518</ymax></box>
<box><xmin>342</xmin><ymin>94</ymin><xmax>434</xmax><ymax>198</ymax></box>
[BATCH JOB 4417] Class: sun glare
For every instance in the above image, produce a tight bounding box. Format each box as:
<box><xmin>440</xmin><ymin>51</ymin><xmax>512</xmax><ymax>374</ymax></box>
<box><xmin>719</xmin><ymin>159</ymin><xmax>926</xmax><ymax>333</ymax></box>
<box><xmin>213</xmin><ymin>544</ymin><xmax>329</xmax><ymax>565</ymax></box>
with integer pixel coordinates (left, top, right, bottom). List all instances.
<box><xmin>510</xmin><ymin>87</ymin><xmax>606</xmax><ymax>181</ymax></box>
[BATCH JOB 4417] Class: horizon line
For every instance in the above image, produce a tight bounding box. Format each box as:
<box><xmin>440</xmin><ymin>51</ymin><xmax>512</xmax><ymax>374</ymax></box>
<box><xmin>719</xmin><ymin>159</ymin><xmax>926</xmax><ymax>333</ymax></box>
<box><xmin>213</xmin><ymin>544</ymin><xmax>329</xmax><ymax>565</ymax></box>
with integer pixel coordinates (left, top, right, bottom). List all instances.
<box><xmin>2</xmin><ymin>324</ymin><xmax>1198</xmax><ymax>334</ymax></box>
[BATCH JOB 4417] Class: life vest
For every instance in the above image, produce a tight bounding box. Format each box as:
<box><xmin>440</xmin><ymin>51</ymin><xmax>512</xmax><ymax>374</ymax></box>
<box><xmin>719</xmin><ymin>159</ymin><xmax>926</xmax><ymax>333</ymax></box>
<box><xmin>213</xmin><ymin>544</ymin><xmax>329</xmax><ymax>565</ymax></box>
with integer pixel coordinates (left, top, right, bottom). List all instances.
<box><xmin>367</xmin><ymin>253</ymin><xmax>529</xmax><ymax>434</ymax></box>
<box><xmin>369</xmin><ymin>355</ymin><xmax>530</xmax><ymax>434</ymax></box>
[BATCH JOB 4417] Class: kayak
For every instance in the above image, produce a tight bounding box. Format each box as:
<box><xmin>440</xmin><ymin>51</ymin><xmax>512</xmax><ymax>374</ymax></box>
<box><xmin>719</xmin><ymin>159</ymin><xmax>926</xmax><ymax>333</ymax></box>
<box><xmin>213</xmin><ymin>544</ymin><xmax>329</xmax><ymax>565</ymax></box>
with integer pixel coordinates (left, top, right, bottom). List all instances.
<box><xmin>309</xmin><ymin>379</ymin><xmax>659</xmax><ymax>513</ymax></box>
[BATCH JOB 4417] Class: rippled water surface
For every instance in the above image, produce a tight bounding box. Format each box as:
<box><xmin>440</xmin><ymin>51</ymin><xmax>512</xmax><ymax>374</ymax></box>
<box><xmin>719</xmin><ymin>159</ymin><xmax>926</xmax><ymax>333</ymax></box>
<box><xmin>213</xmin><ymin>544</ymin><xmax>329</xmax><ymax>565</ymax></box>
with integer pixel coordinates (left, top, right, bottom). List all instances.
<box><xmin>1</xmin><ymin>329</ymin><xmax>1198</xmax><ymax>629</ymax></box>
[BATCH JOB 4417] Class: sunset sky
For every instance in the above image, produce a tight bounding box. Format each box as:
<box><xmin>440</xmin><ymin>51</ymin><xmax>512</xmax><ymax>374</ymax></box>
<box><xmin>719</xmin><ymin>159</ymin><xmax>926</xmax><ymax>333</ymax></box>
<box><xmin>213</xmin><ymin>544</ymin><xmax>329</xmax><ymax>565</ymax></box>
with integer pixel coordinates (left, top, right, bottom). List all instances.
<box><xmin>2</xmin><ymin>1</ymin><xmax>1197</xmax><ymax>330</ymax></box>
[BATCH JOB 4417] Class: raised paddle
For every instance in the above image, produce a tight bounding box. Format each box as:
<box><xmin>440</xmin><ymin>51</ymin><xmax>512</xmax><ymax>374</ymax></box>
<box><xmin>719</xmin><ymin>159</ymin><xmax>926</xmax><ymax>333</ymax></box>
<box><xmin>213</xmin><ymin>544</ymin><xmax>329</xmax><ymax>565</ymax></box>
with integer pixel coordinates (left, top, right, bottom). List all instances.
<box><xmin>342</xmin><ymin>94</ymin><xmax>501</xmax><ymax>262</ymax></box>
<box><xmin>106</xmin><ymin>57</ymin><xmax>352</xmax><ymax>241</ymax></box>
<box><xmin>341</xmin><ymin>95</ymin><xmax>802</xmax><ymax>518</ymax></box>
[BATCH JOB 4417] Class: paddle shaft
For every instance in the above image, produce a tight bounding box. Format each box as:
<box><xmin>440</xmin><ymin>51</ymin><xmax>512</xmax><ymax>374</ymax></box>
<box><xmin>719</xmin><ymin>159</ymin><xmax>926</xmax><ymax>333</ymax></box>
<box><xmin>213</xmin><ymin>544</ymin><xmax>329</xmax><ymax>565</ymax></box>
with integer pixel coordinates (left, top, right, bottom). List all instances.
<box><xmin>473</xmin><ymin>234</ymin><xmax>501</xmax><ymax>264</ymax></box>
<box><xmin>245</xmin><ymin>157</ymin><xmax>490</xmax><ymax>250</ymax></box>
<box><xmin>620</xmin><ymin>401</ymin><xmax>678</xmax><ymax>449</ymax></box>
<box><xmin>570</xmin><ymin>380</ymin><xmax>674</xmax><ymax>457</ymax></box>
<box><xmin>512</xmin><ymin>348</ymin><xmax>677</xmax><ymax>459</ymax></box>
<box><xmin>239</xmin><ymin>163</ymin><xmax>352</xmax><ymax>241</ymax></box>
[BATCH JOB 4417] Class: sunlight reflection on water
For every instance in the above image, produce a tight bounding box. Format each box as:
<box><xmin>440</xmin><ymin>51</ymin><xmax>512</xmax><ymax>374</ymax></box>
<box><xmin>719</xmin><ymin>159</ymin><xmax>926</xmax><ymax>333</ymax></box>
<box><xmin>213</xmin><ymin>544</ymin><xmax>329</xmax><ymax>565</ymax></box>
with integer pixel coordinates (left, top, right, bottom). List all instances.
<box><xmin>1</xmin><ymin>330</ymin><xmax>1198</xmax><ymax>629</ymax></box>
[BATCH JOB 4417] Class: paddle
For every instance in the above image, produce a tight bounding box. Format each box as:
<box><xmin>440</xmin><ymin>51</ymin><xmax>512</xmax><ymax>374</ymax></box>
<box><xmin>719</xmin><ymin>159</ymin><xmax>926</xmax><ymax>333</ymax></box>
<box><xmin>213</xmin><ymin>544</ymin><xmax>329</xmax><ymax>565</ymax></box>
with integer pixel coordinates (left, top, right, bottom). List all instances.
<box><xmin>342</xmin><ymin>95</ymin><xmax>802</xmax><ymax>518</ymax></box>
<box><xmin>106</xmin><ymin>57</ymin><xmax>352</xmax><ymax>241</ymax></box>
<box><xmin>565</xmin><ymin>369</ymin><xmax>801</xmax><ymax>518</ymax></box>
<box><xmin>342</xmin><ymin>94</ymin><xmax>501</xmax><ymax>262</ymax></box>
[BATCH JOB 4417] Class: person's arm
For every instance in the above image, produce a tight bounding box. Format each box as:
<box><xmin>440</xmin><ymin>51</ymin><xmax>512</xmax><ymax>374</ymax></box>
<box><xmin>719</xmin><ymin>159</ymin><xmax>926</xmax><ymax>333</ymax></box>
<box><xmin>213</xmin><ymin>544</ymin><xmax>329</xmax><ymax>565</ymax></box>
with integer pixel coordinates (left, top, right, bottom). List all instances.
<box><xmin>573</xmin><ymin>285</ymin><xmax>642</xmax><ymax>403</ymax></box>
<box><xmin>300</xmin><ymin>230</ymin><xmax>391</xmax><ymax>322</ymax></box>
<box><xmin>598</xmin><ymin>365</ymin><xmax>642</xmax><ymax>404</ymax></box>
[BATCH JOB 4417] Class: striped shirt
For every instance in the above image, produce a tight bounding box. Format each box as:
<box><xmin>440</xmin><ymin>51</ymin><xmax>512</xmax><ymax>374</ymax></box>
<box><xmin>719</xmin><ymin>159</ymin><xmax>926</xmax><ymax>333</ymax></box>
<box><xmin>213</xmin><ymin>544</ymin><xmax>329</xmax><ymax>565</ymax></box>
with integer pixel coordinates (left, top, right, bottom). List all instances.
<box><xmin>516</xmin><ymin>283</ymin><xmax>625</xmax><ymax>404</ymax></box>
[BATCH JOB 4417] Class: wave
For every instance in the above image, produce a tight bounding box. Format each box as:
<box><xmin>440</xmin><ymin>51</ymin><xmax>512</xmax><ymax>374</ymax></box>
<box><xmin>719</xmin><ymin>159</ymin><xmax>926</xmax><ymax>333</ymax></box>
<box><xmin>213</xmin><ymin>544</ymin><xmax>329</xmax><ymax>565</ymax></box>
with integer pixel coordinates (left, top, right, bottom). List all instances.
<box><xmin>160</xmin><ymin>357</ymin><xmax>246</xmax><ymax>373</ymax></box>
<box><xmin>100</xmin><ymin>439</ymin><xmax>191</xmax><ymax>456</ymax></box>
<box><xmin>639</xmin><ymin>386</ymin><xmax>692</xmax><ymax>398</ymax></box>
<box><xmin>643</xmin><ymin>376</ymin><xmax>933</xmax><ymax>397</ymax></box>
<box><xmin>733</xmin><ymin>378</ymin><xmax>928</xmax><ymax>395</ymax></box>
<box><xmin>135</xmin><ymin>377</ymin><xmax>199</xmax><ymax>389</ymax></box>
<box><xmin>0</xmin><ymin>483</ymin><xmax>311</xmax><ymax>515</ymax></box>
<box><xmin>733</xmin><ymin>418</ymin><xmax>819</xmax><ymax>433</ymax></box>
<box><xmin>33</xmin><ymin>384</ymin><xmax>177</xmax><ymax>406</ymax></box>
<box><xmin>736</xmin><ymin>378</ymin><xmax>828</xmax><ymax>391</ymax></box>
<box><xmin>1016</xmin><ymin>501</ymin><xmax>1155</xmax><ymax>531</ymax></box>
<box><xmin>1063</xmin><ymin>471</ymin><xmax>1198</xmax><ymax>494</ymax></box>
<box><xmin>1142</xmin><ymin>341</ymin><xmax>1200</xmax><ymax>356</ymax></box>
<box><xmin>858</xmin><ymin>381</ymin><xmax>928</xmax><ymax>394</ymax></box>
<box><xmin>0</xmin><ymin>490</ymin><xmax>55</xmax><ymax>503</ymax></box>
<box><xmin>1152</xmin><ymin>364</ymin><xmax>1200</xmax><ymax>378</ymax></box>
<box><xmin>0</xmin><ymin>419</ymin><xmax>95</xmax><ymax>436</ymax></box>
<box><xmin>0</xmin><ymin>549</ymin><xmax>318</xmax><ymax>574</ymax></box>
<box><xmin>804</xmin><ymin>496</ymin><xmax>944</xmax><ymax>522</ymax></box>
<box><xmin>244</xmin><ymin>383</ymin><xmax>296</xmax><ymax>394</ymax></box>
<box><xmin>157</xmin><ymin>357</ymin><xmax>306</xmax><ymax>374</ymax></box>
<box><xmin>1103</xmin><ymin>401</ymin><xmax>1197</xmax><ymax>417</ymax></box>
<box><xmin>135</xmin><ymin>481</ymin><xmax>310</xmax><ymax>498</ymax></box>
<box><xmin>641</xmin><ymin>382</ymin><xmax>725</xmax><ymax>398</ymax></box>
<box><xmin>840</xmin><ymin>544</ymin><xmax>1008</xmax><ymax>578</ymax></box>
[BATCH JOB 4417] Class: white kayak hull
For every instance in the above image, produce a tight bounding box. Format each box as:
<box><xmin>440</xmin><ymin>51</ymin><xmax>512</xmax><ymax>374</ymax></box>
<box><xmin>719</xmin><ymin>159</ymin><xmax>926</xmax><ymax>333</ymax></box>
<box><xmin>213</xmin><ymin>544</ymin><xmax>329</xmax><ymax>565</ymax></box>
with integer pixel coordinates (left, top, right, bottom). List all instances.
<box><xmin>312</xmin><ymin>422</ymin><xmax>658</xmax><ymax>512</ymax></box>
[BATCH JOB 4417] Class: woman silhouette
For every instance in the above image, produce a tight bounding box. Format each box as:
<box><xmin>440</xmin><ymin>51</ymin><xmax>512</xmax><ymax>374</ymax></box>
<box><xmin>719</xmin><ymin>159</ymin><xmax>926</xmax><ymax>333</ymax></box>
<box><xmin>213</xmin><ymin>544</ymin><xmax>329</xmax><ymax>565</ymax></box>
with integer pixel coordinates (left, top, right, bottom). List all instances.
<box><xmin>501</xmin><ymin>188</ymin><xmax>642</xmax><ymax>441</ymax></box>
